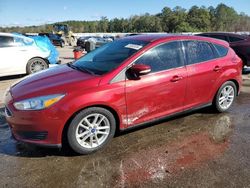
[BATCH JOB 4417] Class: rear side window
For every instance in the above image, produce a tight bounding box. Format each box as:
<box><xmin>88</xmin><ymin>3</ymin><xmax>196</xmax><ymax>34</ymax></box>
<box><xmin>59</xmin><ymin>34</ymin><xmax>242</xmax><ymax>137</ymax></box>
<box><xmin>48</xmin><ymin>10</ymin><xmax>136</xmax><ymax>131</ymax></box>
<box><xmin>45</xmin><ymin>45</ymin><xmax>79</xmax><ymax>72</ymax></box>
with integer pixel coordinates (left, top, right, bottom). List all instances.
<box><xmin>183</xmin><ymin>41</ymin><xmax>217</xmax><ymax>65</ymax></box>
<box><xmin>213</xmin><ymin>44</ymin><xmax>228</xmax><ymax>57</ymax></box>
<box><xmin>0</xmin><ymin>36</ymin><xmax>14</xmax><ymax>47</ymax></box>
<box><xmin>210</xmin><ymin>35</ymin><xmax>228</xmax><ymax>42</ymax></box>
<box><xmin>228</xmin><ymin>36</ymin><xmax>244</xmax><ymax>42</ymax></box>
<box><xmin>134</xmin><ymin>41</ymin><xmax>184</xmax><ymax>73</ymax></box>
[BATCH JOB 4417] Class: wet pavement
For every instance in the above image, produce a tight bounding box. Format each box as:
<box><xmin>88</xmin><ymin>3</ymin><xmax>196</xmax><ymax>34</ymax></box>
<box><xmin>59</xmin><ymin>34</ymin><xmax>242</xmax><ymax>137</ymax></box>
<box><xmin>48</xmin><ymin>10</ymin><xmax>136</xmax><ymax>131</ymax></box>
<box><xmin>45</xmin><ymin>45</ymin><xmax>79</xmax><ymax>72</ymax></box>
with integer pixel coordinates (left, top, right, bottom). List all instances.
<box><xmin>0</xmin><ymin>79</ymin><xmax>250</xmax><ymax>187</ymax></box>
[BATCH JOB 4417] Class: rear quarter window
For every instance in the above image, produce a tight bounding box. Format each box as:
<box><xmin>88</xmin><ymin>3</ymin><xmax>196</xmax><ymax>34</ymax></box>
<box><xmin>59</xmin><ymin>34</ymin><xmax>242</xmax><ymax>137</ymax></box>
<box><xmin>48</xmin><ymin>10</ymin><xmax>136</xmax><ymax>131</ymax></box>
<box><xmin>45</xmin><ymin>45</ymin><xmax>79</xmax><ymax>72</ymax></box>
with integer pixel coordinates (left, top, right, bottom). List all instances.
<box><xmin>213</xmin><ymin>44</ymin><xmax>228</xmax><ymax>57</ymax></box>
<box><xmin>183</xmin><ymin>40</ymin><xmax>217</xmax><ymax>65</ymax></box>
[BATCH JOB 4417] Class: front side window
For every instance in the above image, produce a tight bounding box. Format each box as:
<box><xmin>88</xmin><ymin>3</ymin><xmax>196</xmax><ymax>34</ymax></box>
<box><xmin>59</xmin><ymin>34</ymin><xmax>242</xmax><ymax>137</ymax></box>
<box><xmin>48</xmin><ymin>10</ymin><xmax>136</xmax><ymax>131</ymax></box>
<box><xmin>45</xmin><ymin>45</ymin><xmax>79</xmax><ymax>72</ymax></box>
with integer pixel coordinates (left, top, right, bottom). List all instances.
<box><xmin>73</xmin><ymin>39</ymin><xmax>149</xmax><ymax>75</ymax></box>
<box><xmin>183</xmin><ymin>41</ymin><xmax>217</xmax><ymax>65</ymax></box>
<box><xmin>134</xmin><ymin>41</ymin><xmax>184</xmax><ymax>73</ymax></box>
<box><xmin>0</xmin><ymin>36</ymin><xmax>14</xmax><ymax>47</ymax></box>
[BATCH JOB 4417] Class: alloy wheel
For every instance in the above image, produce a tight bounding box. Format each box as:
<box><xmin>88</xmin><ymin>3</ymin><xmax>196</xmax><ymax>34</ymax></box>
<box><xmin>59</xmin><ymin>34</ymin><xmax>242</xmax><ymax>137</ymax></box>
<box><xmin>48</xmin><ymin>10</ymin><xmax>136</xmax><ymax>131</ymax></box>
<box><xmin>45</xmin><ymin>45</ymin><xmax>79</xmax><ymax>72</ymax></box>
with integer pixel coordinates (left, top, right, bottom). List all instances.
<box><xmin>218</xmin><ymin>85</ymin><xmax>235</xmax><ymax>110</ymax></box>
<box><xmin>75</xmin><ymin>113</ymin><xmax>110</xmax><ymax>149</ymax></box>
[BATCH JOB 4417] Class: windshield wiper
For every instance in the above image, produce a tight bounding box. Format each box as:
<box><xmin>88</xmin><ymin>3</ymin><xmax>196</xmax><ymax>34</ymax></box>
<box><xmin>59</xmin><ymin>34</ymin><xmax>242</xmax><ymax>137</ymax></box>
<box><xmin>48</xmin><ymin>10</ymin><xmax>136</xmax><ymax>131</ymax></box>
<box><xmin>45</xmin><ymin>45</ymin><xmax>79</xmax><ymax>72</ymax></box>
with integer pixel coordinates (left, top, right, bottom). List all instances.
<box><xmin>67</xmin><ymin>63</ymin><xmax>96</xmax><ymax>75</ymax></box>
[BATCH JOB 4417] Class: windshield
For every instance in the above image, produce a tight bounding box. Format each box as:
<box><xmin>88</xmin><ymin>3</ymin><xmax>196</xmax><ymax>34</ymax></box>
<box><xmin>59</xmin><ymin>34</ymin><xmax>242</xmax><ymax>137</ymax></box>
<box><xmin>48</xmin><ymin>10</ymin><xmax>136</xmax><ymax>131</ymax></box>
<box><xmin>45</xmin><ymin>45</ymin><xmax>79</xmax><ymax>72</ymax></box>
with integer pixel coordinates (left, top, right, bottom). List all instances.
<box><xmin>73</xmin><ymin>39</ymin><xmax>149</xmax><ymax>75</ymax></box>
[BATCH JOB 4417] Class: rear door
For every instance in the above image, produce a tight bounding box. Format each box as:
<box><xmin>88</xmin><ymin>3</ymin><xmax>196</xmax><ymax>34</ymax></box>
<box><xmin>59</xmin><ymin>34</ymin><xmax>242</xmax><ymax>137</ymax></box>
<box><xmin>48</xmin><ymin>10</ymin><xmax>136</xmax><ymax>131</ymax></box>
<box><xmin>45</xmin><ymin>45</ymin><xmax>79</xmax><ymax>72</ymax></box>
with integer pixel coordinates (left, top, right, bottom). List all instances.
<box><xmin>183</xmin><ymin>40</ymin><xmax>223</xmax><ymax>109</ymax></box>
<box><xmin>125</xmin><ymin>41</ymin><xmax>187</xmax><ymax>127</ymax></box>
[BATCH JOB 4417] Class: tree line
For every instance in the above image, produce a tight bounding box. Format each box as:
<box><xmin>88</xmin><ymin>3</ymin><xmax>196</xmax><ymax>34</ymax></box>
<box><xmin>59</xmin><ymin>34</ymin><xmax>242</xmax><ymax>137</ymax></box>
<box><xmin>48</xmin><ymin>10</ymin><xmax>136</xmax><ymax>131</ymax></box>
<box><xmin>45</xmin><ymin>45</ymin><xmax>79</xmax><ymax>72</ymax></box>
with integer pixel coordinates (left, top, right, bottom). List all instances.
<box><xmin>1</xmin><ymin>3</ymin><xmax>250</xmax><ymax>33</ymax></box>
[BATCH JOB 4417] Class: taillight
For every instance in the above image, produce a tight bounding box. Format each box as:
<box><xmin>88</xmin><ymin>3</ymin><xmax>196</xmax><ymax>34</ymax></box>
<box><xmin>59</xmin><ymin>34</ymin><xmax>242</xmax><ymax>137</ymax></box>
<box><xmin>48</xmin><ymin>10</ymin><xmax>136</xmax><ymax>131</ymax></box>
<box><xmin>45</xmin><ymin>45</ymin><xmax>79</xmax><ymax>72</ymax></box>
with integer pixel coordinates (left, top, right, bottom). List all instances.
<box><xmin>232</xmin><ymin>54</ymin><xmax>243</xmax><ymax>70</ymax></box>
<box><xmin>232</xmin><ymin>55</ymin><xmax>241</xmax><ymax>64</ymax></box>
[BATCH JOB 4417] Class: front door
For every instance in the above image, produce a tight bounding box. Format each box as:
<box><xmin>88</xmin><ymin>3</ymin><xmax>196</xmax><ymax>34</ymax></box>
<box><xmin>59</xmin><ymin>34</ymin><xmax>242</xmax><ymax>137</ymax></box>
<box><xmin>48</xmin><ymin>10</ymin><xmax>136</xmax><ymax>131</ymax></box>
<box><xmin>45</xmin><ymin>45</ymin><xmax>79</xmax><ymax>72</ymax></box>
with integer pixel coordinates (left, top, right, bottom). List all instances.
<box><xmin>125</xmin><ymin>41</ymin><xmax>187</xmax><ymax>127</ymax></box>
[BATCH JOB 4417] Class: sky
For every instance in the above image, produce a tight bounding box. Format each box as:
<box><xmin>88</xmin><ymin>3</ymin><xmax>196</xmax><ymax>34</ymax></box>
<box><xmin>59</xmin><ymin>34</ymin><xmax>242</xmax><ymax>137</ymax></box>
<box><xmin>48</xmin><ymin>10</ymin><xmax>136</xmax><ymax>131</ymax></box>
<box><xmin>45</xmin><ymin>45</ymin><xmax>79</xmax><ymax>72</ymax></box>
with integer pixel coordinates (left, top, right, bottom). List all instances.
<box><xmin>0</xmin><ymin>0</ymin><xmax>250</xmax><ymax>27</ymax></box>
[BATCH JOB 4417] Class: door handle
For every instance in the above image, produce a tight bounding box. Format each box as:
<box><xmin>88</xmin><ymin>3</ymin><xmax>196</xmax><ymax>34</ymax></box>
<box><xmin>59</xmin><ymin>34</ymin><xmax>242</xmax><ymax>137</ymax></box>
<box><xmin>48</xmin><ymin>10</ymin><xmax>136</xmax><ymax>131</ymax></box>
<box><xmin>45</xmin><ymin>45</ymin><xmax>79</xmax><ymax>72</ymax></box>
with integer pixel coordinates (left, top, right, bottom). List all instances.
<box><xmin>213</xmin><ymin>66</ymin><xmax>221</xmax><ymax>72</ymax></box>
<box><xmin>171</xmin><ymin>75</ymin><xmax>183</xmax><ymax>82</ymax></box>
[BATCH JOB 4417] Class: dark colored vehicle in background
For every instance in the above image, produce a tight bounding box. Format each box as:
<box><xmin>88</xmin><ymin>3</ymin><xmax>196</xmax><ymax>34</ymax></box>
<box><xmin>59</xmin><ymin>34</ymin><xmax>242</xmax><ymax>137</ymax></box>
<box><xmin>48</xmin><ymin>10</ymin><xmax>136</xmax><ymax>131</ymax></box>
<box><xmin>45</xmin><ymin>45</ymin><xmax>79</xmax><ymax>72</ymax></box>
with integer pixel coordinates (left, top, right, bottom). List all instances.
<box><xmin>76</xmin><ymin>36</ymin><xmax>93</xmax><ymax>48</ymax></box>
<box><xmin>38</xmin><ymin>33</ymin><xmax>65</xmax><ymax>48</ymax></box>
<box><xmin>76</xmin><ymin>36</ymin><xmax>113</xmax><ymax>52</ymax></box>
<box><xmin>197</xmin><ymin>32</ymin><xmax>250</xmax><ymax>68</ymax></box>
<box><xmin>4</xmin><ymin>35</ymin><xmax>242</xmax><ymax>154</ymax></box>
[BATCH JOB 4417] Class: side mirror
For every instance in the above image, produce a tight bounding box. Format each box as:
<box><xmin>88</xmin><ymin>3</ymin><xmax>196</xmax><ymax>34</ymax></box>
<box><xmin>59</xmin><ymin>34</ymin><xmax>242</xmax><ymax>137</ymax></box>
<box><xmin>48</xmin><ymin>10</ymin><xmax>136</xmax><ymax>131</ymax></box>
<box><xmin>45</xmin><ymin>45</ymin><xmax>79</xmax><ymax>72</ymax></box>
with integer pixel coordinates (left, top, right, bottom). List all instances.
<box><xmin>128</xmin><ymin>64</ymin><xmax>151</xmax><ymax>78</ymax></box>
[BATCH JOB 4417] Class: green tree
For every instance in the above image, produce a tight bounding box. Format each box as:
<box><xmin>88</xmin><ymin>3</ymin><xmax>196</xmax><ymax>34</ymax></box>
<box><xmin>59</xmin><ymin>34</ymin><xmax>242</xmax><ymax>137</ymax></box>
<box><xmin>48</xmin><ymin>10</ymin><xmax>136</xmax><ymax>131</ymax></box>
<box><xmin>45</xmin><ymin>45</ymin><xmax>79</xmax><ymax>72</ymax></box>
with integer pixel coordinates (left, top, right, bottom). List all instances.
<box><xmin>98</xmin><ymin>16</ymin><xmax>109</xmax><ymax>32</ymax></box>
<box><xmin>160</xmin><ymin>7</ymin><xmax>173</xmax><ymax>32</ymax></box>
<box><xmin>214</xmin><ymin>3</ymin><xmax>238</xmax><ymax>31</ymax></box>
<box><xmin>188</xmin><ymin>6</ymin><xmax>211</xmax><ymax>31</ymax></box>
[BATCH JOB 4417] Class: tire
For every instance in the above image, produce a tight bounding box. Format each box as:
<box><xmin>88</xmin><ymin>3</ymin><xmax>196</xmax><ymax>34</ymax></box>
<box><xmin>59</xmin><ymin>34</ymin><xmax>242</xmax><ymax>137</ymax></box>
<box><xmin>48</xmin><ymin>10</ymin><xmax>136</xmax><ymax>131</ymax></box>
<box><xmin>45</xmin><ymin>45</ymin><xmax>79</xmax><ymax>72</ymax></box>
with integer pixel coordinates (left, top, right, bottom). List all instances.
<box><xmin>67</xmin><ymin>107</ymin><xmax>116</xmax><ymax>154</ymax></box>
<box><xmin>26</xmin><ymin>58</ymin><xmax>48</xmax><ymax>74</ymax></box>
<box><xmin>213</xmin><ymin>81</ymin><xmax>237</xmax><ymax>113</ymax></box>
<box><xmin>60</xmin><ymin>41</ymin><xmax>65</xmax><ymax>48</ymax></box>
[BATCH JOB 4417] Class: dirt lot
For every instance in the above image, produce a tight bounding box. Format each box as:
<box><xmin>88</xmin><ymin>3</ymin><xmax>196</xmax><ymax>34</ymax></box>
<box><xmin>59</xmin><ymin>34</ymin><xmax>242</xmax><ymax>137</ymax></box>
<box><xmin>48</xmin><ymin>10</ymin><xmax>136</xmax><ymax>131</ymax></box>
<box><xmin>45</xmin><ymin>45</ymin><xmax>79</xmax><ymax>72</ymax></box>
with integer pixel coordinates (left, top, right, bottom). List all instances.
<box><xmin>0</xmin><ymin>47</ymin><xmax>250</xmax><ymax>187</ymax></box>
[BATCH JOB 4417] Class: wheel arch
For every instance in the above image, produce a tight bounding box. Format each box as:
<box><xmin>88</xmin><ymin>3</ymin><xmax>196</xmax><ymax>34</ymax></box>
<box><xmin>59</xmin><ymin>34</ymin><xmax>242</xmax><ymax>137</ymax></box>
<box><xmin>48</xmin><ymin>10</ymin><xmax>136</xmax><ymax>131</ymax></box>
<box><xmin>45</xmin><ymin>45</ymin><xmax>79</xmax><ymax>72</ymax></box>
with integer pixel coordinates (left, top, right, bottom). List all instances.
<box><xmin>61</xmin><ymin>104</ymin><xmax>121</xmax><ymax>147</ymax></box>
<box><xmin>213</xmin><ymin>79</ymin><xmax>240</xmax><ymax>103</ymax></box>
<box><xmin>228</xmin><ymin>79</ymin><xmax>240</xmax><ymax>96</ymax></box>
<box><xmin>26</xmin><ymin>56</ymin><xmax>49</xmax><ymax>73</ymax></box>
<box><xmin>28</xmin><ymin>56</ymin><xmax>49</xmax><ymax>64</ymax></box>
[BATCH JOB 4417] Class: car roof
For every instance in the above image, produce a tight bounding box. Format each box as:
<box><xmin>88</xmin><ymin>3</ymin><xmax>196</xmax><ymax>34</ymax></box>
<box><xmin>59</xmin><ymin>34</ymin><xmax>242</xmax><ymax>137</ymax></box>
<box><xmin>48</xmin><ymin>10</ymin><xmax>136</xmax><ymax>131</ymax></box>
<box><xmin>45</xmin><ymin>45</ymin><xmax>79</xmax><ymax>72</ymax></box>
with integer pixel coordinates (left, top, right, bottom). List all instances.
<box><xmin>124</xmin><ymin>34</ymin><xmax>229</xmax><ymax>47</ymax></box>
<box><xmin>0</xmin><ymin>32</ymin><xmax>16</xmax><ymax>37</ymax></box>
<box><xmin>0</xmin><ymin>32</ymin><xmax>32</xmax><ymax>39</ymax></box>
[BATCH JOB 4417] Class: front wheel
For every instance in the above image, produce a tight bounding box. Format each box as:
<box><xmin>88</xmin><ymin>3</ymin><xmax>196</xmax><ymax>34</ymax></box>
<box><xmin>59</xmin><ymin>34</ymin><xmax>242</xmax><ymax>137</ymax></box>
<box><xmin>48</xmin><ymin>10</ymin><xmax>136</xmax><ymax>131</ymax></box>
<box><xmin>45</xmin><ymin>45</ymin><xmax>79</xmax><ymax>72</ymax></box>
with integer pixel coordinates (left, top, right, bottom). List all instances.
<box><xmin>213</xmin><ymin>81</ymin><xmax>237</xmax><ymax>112</ymax></box>
<box><xmin>67</xmin><ymin>107</ymin><xmax>116</xmax><ymax>154</ymax></box>
<box><xmin>26</xmin><ymin>58</ymin><xmax>48</xmax><ymax>74</ymax></box>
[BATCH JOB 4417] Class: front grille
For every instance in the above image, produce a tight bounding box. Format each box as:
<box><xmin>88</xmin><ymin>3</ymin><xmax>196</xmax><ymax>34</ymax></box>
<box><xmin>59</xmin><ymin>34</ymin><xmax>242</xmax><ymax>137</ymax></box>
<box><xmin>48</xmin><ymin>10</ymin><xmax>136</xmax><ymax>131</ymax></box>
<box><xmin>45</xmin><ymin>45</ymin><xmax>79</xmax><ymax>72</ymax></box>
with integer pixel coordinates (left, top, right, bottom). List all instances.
<box><xmin>5</xmin><ymin>106</ymin><xmax>13</xmax><ymax>117</ymax></box>
<box><xmin>16</xmin><ymin>131</ymin><xmax>48</xmax><ymax>140</ymax></box>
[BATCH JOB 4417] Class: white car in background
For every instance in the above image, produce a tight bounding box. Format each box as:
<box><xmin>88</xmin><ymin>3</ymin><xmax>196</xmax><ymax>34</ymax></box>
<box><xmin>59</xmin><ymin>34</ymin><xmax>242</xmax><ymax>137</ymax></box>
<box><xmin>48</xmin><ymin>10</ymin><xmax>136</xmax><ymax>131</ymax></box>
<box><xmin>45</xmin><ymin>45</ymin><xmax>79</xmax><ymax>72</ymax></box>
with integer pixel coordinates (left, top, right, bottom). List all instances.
<box><xmin>0</xmin><ymin>32</ymin><xmax>50</xmax><ymax>77</ymax></box>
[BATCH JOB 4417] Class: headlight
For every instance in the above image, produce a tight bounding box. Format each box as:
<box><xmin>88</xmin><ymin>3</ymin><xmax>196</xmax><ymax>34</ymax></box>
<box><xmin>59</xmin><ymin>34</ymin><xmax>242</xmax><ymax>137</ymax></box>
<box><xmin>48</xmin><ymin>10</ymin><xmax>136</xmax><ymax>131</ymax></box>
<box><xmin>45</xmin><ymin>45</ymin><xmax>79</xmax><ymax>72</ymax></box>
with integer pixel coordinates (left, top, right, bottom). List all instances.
<box><xmin>13</xmin><ymin>94</ymin><xmax>65</xmax><ymax>111</ymax></box>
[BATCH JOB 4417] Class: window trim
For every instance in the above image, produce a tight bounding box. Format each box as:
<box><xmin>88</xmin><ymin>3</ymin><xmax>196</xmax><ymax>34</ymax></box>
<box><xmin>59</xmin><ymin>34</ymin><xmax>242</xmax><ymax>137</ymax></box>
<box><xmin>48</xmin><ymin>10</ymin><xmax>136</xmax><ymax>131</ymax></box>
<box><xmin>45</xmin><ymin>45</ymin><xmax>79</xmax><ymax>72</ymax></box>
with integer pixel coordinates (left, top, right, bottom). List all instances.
<box><xmin>110</xmin><ymin>39</ymin><xmax>230</xmax><ymax>84</ymax></box>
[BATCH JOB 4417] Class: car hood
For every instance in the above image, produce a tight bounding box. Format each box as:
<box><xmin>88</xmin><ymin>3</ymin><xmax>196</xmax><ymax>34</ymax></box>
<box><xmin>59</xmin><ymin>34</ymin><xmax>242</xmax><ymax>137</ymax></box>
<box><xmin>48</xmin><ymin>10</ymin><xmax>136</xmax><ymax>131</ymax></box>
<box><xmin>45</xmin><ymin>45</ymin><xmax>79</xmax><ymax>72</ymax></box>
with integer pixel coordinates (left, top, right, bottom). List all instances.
<box><xmin>11</xmin><ymin>65</ymin><xmax>100</xmax><ymax>99</ymax></box>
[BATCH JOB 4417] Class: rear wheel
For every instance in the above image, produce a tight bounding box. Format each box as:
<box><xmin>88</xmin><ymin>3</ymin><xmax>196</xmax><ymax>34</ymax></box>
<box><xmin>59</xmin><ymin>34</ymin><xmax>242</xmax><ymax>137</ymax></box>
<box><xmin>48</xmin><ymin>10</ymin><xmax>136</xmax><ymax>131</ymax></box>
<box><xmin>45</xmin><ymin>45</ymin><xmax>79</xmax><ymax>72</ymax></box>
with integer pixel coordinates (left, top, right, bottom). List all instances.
<box><xmin>213</xmin><ymin>81</ymin><xmax>236</xmax><ymax>112</ymax></box>
<box><xmin>26</xmin><ymin>58</ymin><xmax>48</xmax><ymax>74</ymax></box>
<box><xmin>67</xmin><ymin>107</ymin><xmax>116</xmax><ymax>154</ymax></box>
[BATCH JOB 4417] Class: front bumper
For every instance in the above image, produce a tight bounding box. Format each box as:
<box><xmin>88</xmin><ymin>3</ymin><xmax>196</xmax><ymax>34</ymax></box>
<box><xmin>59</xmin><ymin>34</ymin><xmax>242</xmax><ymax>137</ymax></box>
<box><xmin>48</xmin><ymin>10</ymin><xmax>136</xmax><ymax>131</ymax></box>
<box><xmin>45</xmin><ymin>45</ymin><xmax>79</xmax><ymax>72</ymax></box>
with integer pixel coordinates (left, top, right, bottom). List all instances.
<box><xmin>5</xmin><ymin>103</ymin><xmax>65</xmax><ymax>147</ymax></box>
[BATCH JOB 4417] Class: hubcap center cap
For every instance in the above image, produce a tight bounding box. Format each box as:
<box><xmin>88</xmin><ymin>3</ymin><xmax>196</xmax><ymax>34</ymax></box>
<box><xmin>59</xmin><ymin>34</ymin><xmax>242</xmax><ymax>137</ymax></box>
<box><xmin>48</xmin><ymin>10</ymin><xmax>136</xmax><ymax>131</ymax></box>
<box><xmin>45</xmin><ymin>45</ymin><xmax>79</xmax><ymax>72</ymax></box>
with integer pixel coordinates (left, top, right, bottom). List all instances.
<box><xmin>91</xmin><ymin>128</ymin><xmax>96</xmax><ymax>133</ymax></box>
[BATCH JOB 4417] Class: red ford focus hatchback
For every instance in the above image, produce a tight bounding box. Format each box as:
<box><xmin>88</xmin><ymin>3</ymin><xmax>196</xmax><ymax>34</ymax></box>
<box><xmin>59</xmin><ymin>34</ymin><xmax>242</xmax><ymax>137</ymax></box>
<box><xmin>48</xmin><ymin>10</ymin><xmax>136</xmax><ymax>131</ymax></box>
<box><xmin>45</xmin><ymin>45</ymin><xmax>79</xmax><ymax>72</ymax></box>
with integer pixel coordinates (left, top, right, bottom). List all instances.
<box><xmin>4</xmin><ymin>35</ymin><xmax>242</xmax><ymax>154</ymax></box>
